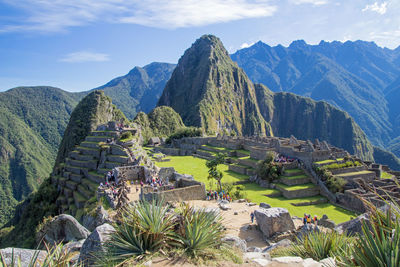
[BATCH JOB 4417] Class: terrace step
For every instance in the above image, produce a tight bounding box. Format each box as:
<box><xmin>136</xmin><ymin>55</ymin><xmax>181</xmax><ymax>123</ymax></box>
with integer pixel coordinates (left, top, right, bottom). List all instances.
<box><xmin>105</xmin><ymin>161</ymin><xmax>123</xmax><ymax>169</ymax></box>
<box><xmin>73</xmin><ymin>154</ymin><xmax>94</xmax><ymax>161</ymax></box>
<box><xmin>77</xmin><ymin>184</ymin><xmax>92</xmax><ymax>200</ymax></box>
<box><xmin>279</xmin><ymin>175</ymin><xmax>311</xmax><ymax>186</ymax></box>
<box><xmin>107</xmin><ymin>155</ymin><xmax>130</xmax><ymax>164</ymax></box>
<box><xmin>88</xmin><ymin>171</ymin><xmax>105</xmax><ymax>184</ymax></box>
<box><xmin>275</xmin><ymin>183</ymin><xmax>320</xmax><ymax>199</ymax></box>
<box><xmin>68</xmin><ymin>150</ymin><xmax>80</xmax><ymax>159</ymax></box>
<box><xmin>85</xmin><ymin>136</ymin><xmax>110</xmax><ymax>142</ymax></box>
<box><xmin>283</xmin><ymin>168</ymin><xmax>304</xmax><ymax>177</ymax></box>
<box><xmin>65</xmin><ymin>165</ymin><xmax>81</xmax><ymax>175</ymax></box>
<box><xmin>237</xmin><ymin>157</ymin><xmax>259</xmax><ymax>169</ymax></box>
<box><xmin>81</xmin><ymin>141</ymin><xmax>100</xmax><ymax>149</ymax></box>
<box><xmin>77</xmin><ymin>146</ymin><xmax>100</xmax><ymax>158</ymax></box>
<box><xmin>67</xmin><ymin>159</ymin><xmax>97</xmax><ymax>170</ymax></box>
<box><xmin>65</xmin><ymin>180</ymin><xmax>79</xmax><ymax>191</ymax></box>
<box><xmin>63</xmin><ymin>188</ymin><xmax>73</xmax><ymax>198</ymax></box>
<box><xmin>81</xmin><ymin>178</ymin><xmax>99</xmax><ymax>192</ymax></box>
<box><xmin>330</xmin><ymin>166</ymin><xmax>367</xmax><ymax>175</ymax></box>
<box><xmin>228</xmin><ymin>164</ymin><xmax>250</xmax><ymax>175</ymax></box>
<box><xmin>97</xmin><ymin>168</ymin><xmax>111</xmax><ymax>175</ymax></box>
<box><xmin>91</xmin><ymin>131</ymin><xmax>119</xmax><ymax>137</ymax></box>
<box><xmin>290</xmin><ymin>197</ymin><xmax>328</xmax><ymax>206</ymax></box>
<box><xmin>70</xmin><ymin>173</ymin><xmax>83</xmax><ymax>183</ymax></box>
<box><xmin>336</xmin><ymin>170</ymin><xmax>376</xmax><ymax>181</ymax></box>
<box><xmin>195</xmin><ymin>149</ymin><xmax>214</xmax><ymax>158</ymax></box>
<box><xmin>192</xmin><ymin>154</ymin><xmax>213</xmax><ymax>161</ymax></box>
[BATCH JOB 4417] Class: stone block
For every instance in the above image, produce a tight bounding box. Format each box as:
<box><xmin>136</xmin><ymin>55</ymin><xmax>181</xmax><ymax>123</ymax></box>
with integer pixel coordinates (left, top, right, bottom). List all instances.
<box><xmin>254</xmin><ymin>208</ymin><xmax>295</xmax><ymax>238</ymax></box>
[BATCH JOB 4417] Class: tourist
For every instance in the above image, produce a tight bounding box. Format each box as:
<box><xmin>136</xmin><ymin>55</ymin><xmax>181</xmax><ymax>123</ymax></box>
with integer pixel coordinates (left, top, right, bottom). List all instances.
<box><xmin>313</xmin><ymin>215</ymin><xmax>318</xmax><ymax>226</ymax></box>
<box><xmin>206</xmin><ymin>191</ymin><xmax>210</xmax><ymax>200</ymax></box>
<box><xmin>250</xmin><ymin>212</ymin><xmax>255</xmax><ymax>223</ymax></box>
<box><xmin>303</xmin><ymin>214</ymin><xmax>307</xmax><ymax>225</ymax></box>
<box><xmin>307</xmin><ymin>214</ymin><xmax>312</xmax><ymax>224</ymax></box>
<box><xmin>136</xmin><ymin>186</ymin><xmax>139</xmax><ymax>193</ymax></box>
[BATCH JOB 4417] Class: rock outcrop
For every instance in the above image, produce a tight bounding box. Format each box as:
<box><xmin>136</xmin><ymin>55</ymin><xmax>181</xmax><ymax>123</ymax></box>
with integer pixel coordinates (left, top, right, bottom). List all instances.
<box><xmin>79</xmin><ymin>223</ymin><xmax>116</xmax><ymax>266</ymax></box>
<box><xmin>335</xmin><ymin>213</ymin><xmax>370</xmax><ymax>235</ymax></box>
<box><xmin>254</xmin><ymin>208</ymin><xmax>295</xmax><ymax>238</ymax></box>
<box><xmin>221</xmin><ymin>235</ymin><xmax>247</xmax><ymax>252</ymax></box>
<box><xmin>0</xmin><ymin>248</ymin><xmax>47</xmax><ymax>266</ymax></box>
<box><xmin>82</xmin><ymin>205</ymin><xmax>111</xmax><ymax>232</ymax></box>
<box><xmin>36</xmin><ymin>214</ymin><xmax>90</xmax><ymax>245</ymax></box>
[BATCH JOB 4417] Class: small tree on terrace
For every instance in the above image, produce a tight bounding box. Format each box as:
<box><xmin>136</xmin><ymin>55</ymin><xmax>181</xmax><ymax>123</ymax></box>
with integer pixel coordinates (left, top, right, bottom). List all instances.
<box><xmin>206</xmin><ymin>153</ymin><xmax>226</xmax><ymax>192</ymax></box>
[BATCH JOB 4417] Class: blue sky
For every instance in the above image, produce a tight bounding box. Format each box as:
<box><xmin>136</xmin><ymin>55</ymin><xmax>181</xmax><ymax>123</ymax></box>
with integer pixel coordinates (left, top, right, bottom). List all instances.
<box><xmin>0</xmin><ymin>0</ymin><xmax>399</xmax><ymax>92</ymax></box>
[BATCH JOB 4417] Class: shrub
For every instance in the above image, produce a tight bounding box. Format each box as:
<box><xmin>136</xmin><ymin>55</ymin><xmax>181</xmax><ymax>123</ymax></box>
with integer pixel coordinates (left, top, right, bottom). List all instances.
<box><xmin>272</xmin><ymin>230</ymin><xmax>354</xmax><ymax>261</ymax></box>
<box><xmin>166</xmin><ymin>127</ymin><xmax>202</xmax><ymax>144</ymax></box>
<box><xmin>120</xmin><ymin>131</ymin><xmax>133</xmax><ymax>141</ymax></box>
<box><xmin>256</xmin><ymin>152</ymin><xmax>282</xmax><ymax>183</ymax></box>
<box><xmin>326</xmin><ymin>176</ymin><xmax>347</xmax><ymax>193</ymax></box>
<box><xmin>232</xmin><ymin>185</ymin><xmax>247</xmax><ymax>200</ymax></box>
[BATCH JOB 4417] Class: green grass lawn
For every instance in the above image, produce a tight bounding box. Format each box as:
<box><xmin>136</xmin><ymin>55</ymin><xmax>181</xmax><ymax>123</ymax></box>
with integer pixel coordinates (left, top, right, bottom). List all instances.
<box><xmin>381</xmin><ymin>171</ymin><xmax>393</xmax><ymax>179</ymax></box>
<box><xmin>314</xmin><ymin>159</ymin><xmax>336</xmax><ymax>165</ymax></box>
<box><xmin>156</xmin><ymin>155</ymin><xmax>356</xmax><ymax>223</ymax></box>
<box><xmin>284</xmin><ymin>168</ymin><xmax>303</xmax><ymax>173</ymax></box>
<box><xmin>280</xmin><ymin>174</ymin><xmax>309</xmax><ymax>180</ymax></box>
<box><xmin>275</xmin><ymin>183</ymin><xmax>317</xmax><ymax>191</ymax></box>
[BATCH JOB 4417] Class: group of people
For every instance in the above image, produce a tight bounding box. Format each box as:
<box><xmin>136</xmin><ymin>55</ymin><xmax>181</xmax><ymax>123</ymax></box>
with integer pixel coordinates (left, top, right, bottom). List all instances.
<box><xmin>206</xmin><ymin>190</ymin><xmax>232</xmax><ymax>202</ymax></box>
<box><xmin>274</xmin><ymin>154</ymin><xmax>296</xmax><ymax>163</ymax></box>
<box><xmin>303</xmin><ymin>214</ymin><xmax>318</xmax><ymax>226</ymax></box>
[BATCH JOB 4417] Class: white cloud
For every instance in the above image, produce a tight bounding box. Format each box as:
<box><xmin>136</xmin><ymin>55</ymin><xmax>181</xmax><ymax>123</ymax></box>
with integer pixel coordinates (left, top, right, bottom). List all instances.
<box><xmin>240</xmin><ymin>42</ymin><xmax>255</xmax><ymax>49</ymax></box>
<box><xmin>60</xmin><ymin>51</ymin><xmax>110</xmax><ymax>63</ymax></box>
<box><xmin>362</xmin><ymin>2</ymin><xmax>388</xmax><ymax>15</ymax></box>
<box><xmin>290</xmin><ymin>0</ymin><xmax>328</xmax><ymax>6</ymax></box>
<box><xmin>0</xmin><ymin>0</ymin><xmax>277</xmax><ymax>33</ymax></box>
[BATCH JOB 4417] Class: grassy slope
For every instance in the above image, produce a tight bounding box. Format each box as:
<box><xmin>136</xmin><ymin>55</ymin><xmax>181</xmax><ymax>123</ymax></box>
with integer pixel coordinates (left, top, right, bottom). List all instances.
<box><xmin>156</xmin><ymin>155</ymin><xmax>355</xmax><ymax>223</ymax></box>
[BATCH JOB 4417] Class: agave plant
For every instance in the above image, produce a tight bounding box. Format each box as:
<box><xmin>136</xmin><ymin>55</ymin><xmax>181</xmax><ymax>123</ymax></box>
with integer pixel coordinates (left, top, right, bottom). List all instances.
<box><xmin>99</xmin><ymin>199</ymin><xmax>177</xmax><ymax>265</ymax></box>
<box><xmin>273</xmin><ymin>230</ymin><xmax>354</xmax><ymax>261</ymax></box>
<box><xmin>0</xmin><ymin>242</ymin><xmax>78</xmax><ymax>267</ymax></box>
<box><xmin>177</xmin><ymin>207</ymin><xmax>224</xmax><ymax>258</ymax></box>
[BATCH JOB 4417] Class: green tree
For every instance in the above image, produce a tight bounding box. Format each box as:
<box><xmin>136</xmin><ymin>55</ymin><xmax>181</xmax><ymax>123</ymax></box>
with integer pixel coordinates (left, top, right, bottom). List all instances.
<box><xmin>206</xmin><ymin>153</ymin><xmax>226</xmax><ymax>192</ymax></box>
<box><xmin>256</xmin><ymin>151</ymin><xmax>282</xmax><ymax>183</ymax></box>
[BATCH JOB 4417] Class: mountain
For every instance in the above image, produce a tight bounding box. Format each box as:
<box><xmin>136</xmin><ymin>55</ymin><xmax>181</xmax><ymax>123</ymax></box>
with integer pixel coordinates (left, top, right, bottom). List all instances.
<box><xmin>55</xmin><ymin>90</ymin><xmax>127</xmax><ymax>166</ymax></box>
<box><xmin>134</xmin><ymin>106</ymin><xmax>186</xmax><ymax>142</ymax></box>
<box><xmin>0</xmin><ymin>86</ymin><xmax>82</xmax><ymax>227</ymax></box>
<box><xmin>158</xmin><ymin>35</ymin><xmax>271</xmax><ymax>136</ymax></box>
<box><xmin>231</xmin><ymin>40</ymin><xmax>400</xmax><ymax>148</ymax></box>
<box><xmin>255</xmin><ymin>84</ymin><xmax>373</xmax><ymax>159</ymax></box>
<box><xmin>158</xmin><ymin>35</ymin><xmax>373</xmax><ymax>160</ymax></box>
<box><xmin>1</xmin><ymin>90</ymin><xmax>128</xmax><ymax>248</ymax></box>
<box><xmin>94</xmin><ymin>62</ymin><xmax>175</xmax><ymax>119</ymax></box>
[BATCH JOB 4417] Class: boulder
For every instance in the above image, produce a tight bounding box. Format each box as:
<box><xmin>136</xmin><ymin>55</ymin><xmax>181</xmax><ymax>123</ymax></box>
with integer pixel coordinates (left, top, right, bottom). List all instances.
<box><xmin>82</xmin><ymin>205</ymin><xmax>111</xmax><ymax>231</ymax></box>
<box><xmin>37</xmin><ymin>214</ymin><xmax>90</xmax><ymax>245</ymax></box>
<box><xmin>318</xmin><ymin>215</ymin><xmax>336</xmax><ymax>229</ymax></box>
<box><xmin>79</xmin><ymin>224</ymin><xmax>116</xmax><ymax>266</ymax></box>
<box><xmin>254</xmin><ymin>208</ymin><xmax>295</xmax><ymax>238</ymax></box>
<box><xmin>319</xmin><ymin>257</ymin><xmax>336</xmax><ymax>267</ymax></box>
<box><xmin>64</xmin><ymin>239</ymin><xmax>85</xmax><ymax>253</ymax></box>
<box><xmin>335</xmin><ymin>213</ymin><xmax>370</xmax><ymax>235</ymax></box>
<box><xmin>263</xmin><ymin>239</ymin><xmax>292</xmax><ymax>253</ymax></box>
<box><xmin>243</xmin><ymin>252</ymin><xmax>271</xmax><ymax>261</ymax></box>
<box><xmin>221</xmin><ymin>235</ymin><xmax>247</xmax><ymax>252</ymax></box>
<box><xmin>0</xmin><ymin>248</ymin><xmax>47</xmax><ymax>266</ymax></box>
<box><xmin>247</xmin><ymin>246</ymin><xmax>262</xmax><ymax>252</ymax></box>
<box><xmin>260</xmin><ymin>203</ymin><xmax>271</xmax><ymax>209</ymax></box>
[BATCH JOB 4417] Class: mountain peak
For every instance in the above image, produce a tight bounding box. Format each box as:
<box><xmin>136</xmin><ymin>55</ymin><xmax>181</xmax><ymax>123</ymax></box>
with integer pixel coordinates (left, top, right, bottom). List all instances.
<box><xmin>289</xmin><ymin>40</ymin><xmax>308</xmax><ymax>49</ymax></box>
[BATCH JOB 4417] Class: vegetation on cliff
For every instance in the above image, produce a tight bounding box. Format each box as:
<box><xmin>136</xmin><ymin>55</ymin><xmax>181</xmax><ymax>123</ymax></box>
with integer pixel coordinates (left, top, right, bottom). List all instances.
<box><xmin>134</xmin><ymin>106</ymin><xmax>186</xmax><ymax>142</ymax></box>
<box><xmin>55</xmin><ymin>90</ymin><xmax>127</xmax><ymax>166</ymax></box>
<box><xmin>0</xmin><ymin>87</ymin><xmax>81</xmax><ymax>227</ymax></box>
<box><xmin>158</xmin><ymin>34</ymin><xmax>271</xmax><ymax>136</ymax></box>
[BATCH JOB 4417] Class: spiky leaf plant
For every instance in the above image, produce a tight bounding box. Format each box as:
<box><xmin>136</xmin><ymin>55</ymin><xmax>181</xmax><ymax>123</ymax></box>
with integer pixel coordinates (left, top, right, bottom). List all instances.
<box><xmin>272</xmin><ymin>230</ymin><xmax>354</xmax><ymax>261</ymax></box>
<box><xmin>100</xmin><ymin>199</ymin><xmax>176</xmax><ymax>265</ymax></box>
<box><xmin>177</xmin><ymin>207</ymin><xmax>225</xmax><ymax>258</ymax></box>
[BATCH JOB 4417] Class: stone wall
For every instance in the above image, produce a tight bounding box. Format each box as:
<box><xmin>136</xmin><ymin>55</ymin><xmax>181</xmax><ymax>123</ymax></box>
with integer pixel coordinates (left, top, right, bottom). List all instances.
<box><xmin>330</xmin><ymin>166</ymin><xmax>367</xmax><ymax>175</ymax></box>
<box><xmin>142</xmin><ymin>184</ymin><xmax>206</xmax><ymax>202</ymax></box>
<box><xmin>114</xmin><ymin>166</ymin><xmax>145</xmax><ymax>181</ymax></box>
<box><xmin>279</xmin><ymin>187</ymin><xmax>320</xmax><ymax>199</ymax></box>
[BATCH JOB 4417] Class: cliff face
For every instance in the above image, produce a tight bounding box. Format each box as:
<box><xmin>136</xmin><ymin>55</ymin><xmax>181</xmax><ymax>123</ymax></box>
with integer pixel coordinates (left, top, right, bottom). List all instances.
<box><xmin>255</xmin><ymin>84</ymin><xmax>374</xmax><ymax>160</ymax></box>
<box><xmin>158</xmin><ymin>35</ymin><xmax>271</xmax><ymax>136</ymax></box>
<box><xmin>55</xmin><ymin>90</ymin><xmax>127</xmax><ymax>166</ymax></box>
